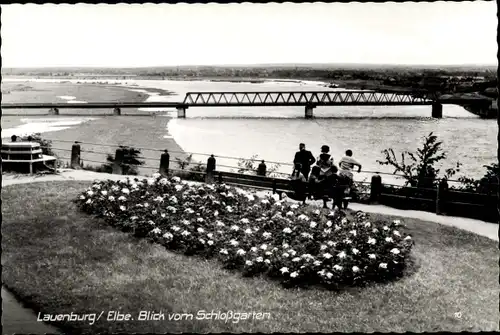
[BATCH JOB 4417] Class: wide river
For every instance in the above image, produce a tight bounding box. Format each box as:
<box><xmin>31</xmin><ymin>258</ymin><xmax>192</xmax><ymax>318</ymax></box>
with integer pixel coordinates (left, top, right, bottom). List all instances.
<box><xmin>3</xmin><ymin>78</ymin><xmax>497</xmax><ymax>185</ymax></box>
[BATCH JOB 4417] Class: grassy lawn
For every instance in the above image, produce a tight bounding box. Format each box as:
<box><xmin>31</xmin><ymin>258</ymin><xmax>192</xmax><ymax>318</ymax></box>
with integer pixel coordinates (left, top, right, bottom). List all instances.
<box><xmin>2</xmin><ymin>181</ymin><xmax>498</xmax><ymax>333</ymax></box>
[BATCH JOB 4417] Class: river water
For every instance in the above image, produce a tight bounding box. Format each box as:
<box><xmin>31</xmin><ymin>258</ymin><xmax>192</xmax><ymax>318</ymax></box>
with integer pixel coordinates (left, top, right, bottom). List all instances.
<box><xmin>3</xmin><ymin>78</ymin><xmax>497</xmax><ymax>185</ymax></box>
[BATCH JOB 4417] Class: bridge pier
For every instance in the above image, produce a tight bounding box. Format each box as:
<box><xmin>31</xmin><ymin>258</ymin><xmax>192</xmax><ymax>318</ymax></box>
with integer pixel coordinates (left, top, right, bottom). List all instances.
<box><xmin>177</xmin><ymin>106</ymin><xmax>187</xmax><ymax>118</ymax></box>
<box><xmin>432</xmin><ymin>103</ymin><xmax>443</xmax><ymax>118</ymax></box>
<box><xmin>49</xmin><ymin>107</ymin><xmax>59</xmax><ymax>115</ymax></box>
<box><xmin>113</xmin><ymin>107</ymin><xmax>121</xmax><ymax>116</ymax></box>
<box><xmin>305</xmin><ymin>105</ymin><xmax>315</xmax><ymax>119</ymax></box>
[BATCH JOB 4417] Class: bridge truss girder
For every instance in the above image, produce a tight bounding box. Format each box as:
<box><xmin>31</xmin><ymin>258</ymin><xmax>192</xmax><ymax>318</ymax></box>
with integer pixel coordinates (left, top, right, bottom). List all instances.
<box><xmin>183</xmin><ymin>91</ymin><xmax>435</xmax><ymax>106</ymax></box>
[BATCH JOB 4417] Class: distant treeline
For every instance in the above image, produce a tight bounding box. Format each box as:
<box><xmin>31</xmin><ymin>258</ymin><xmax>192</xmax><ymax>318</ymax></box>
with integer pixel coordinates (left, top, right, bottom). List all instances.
<box><xmin>3</xmin><ymin>65</ymin><xmax>497</xmax><ymax>97</ymax></box>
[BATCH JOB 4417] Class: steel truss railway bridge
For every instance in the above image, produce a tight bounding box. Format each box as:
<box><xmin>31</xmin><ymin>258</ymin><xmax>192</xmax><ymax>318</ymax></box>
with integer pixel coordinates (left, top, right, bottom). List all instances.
<box><xmin>1</xmin><ymin>90</ymin><xmax>492</xmax><ymax>119</ymax></box>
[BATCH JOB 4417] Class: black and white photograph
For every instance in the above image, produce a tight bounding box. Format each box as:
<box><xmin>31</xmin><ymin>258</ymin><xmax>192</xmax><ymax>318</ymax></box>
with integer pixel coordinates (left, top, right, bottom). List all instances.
<box><xmin>1</xmin><ymin>1</ymin><xmax>498</xmax><ymax>334</ymax></box>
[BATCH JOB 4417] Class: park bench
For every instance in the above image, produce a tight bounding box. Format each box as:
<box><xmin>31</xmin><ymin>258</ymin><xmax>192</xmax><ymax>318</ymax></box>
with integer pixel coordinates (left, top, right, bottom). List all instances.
<box><xmin>211</xmin><ymin>171</ymin><xmax>351</xmax><ymax>207</ymax></box>
<box><xmin>1</xmin><ymin>142</ymin><xmax>57</xmax><ymax>175</ymax></box>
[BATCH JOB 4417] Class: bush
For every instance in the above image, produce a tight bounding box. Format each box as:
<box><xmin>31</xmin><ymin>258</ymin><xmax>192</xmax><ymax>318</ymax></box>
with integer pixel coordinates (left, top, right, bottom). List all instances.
<box><xmin>236</xmin><ymin>154</ymin><xmax>282</xmax><ymax>177</ymax></box>
<box><xmin>99</xmin><ymin>146</ymin><xmax>144</xmax><ymax>175</ymax></box>
<box><xmin>20</xmin><ymin>133</ymin><xmax>56</xmax><ymax>156</ymax></box>
<box><xmin>75</xmin><ymin>174</ymin><xmax>415</xmax><ymax>289</ymax></box>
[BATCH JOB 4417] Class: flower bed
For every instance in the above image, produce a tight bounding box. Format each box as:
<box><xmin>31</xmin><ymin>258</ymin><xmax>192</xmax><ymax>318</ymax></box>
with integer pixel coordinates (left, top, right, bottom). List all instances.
<box><xmin>75</xmin><ymin>174</ymin><xmax>415</xmax><ymax>289</ymax></box>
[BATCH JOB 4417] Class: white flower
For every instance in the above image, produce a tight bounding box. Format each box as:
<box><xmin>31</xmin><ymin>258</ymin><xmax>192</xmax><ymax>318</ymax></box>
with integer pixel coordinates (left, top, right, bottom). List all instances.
<box><xmin>207</xmin><ymin>240</ymin><xmax>214</xmax><ymax>246</ymax></box>
<box><xmin>341</xmin><ymin>218</ymin><xmax>348</xmax><ymax>224</ymax></box>
<box><xmin>159</xmin><ymin>178</ymin><xmax>169</xmax><ymax>185</ymax></box>
<box><xmin>148</xmin><ymin>220</ymin><xmax>155</xmax><ymax>225</ymax></box>
<box><xmin>147</xmin><ymin>178</ymin><xmax>156</xmax><ymax>185</ymax></box>
<box><xmin>290</xmin><ymin>204</ymin><xmax>299</xmax><ymax>210</ymax></box>
<box><xmin>226</xmin><ymin>206</ymin><xmax>233</xmax><ymax>213</ymax></box>
<box><xmin>256</xmin><ymin>257</ymin><xmax>264</xmax><ymax>263</ymax></box>
<box><xmin>260</xmin><ymin>244</ymin><xmax>268</xmax><ymax>250</ymax></box>
<box><xmin>118</xmin><ymin>196</ymin><xmax>126</xmax><ymax>201</ymax></box>
<box><xmin>162</xmin><ymin>232</ymin><xmax>173</xmax><ymax>239</ymax></box>
<box><xmin>215</xmin><ymin>221</ymin><xmax>225</xmax><ymax>227</ymax></box>
<box><xmin>152</xmin><ymin>210</ymin><xmax>157</xmax><ymax>215</ymax></box>
<box><xmin>181</xmin><ymin>230</ymin><xmax>191</xmax><ymax>236</ymax></box>
<box><xmin>197</xmin><ymin>227</ymin><xmax>205</xmax><ymax>233</ymax></box>
<box><xmin>352</xmin><ymin>266</ymin><xmax>360</xmax><ymax>273</ymax></box>
<box><xmin>320</xmin><ymin>245</ymin><xmax>327</xmax><ymax>251</ymax></box>
<box><xmin>86</xmin><ymin>199</ymin><xmax>92</xmax><ymax>204</ymax></box>
<box><xmin>349</xmin><ymin>230</ymin><xmax>357</xmax><ymax>236</ymax></box>
<box><xmin>262</xmin><ymin>232</ymin><xmax>272</xmax><ymax>239</ymax></box>
<box><xmin>404</xmin><ymin>236</ymin><xmax>412</xmax><ymax>241</ymax></box>
<box><xmin>231</xmin><ymin>225</ymin><xmax>240</xmax><ymax>231</ymax></box>
<box><xmin>352</xmin><ymin>248</ymin><xmax>360</xmax><ymax>255</ymax></box>
<box><xmin>289</xmin><ymin>249</ymin><xmax>297</xmax><ymax>256</ymax></box>
<box><xmin>219</xmin><ymin>248</ymin><xmax>228</xmax><ymax>255</ymax></box>
<box><xmin>167</xmin><ymin>206</ymin><xmax>177</xmax><ymax>213</ymax></box>
<box><xmin>326</xmin><ymin>221</ymin><xmax>332</xmax><ymax>227</ymax></box>
<box><xmin>292</xmin><ymin>257</ymin><xmax>301</xmax><ymax>262</ymax></box>
<box><xmin>161</xmin><ymin>213</ymin><xmax>166</xmax><ymax>218</ymax></box>
<box><xmin>182</xmin><ymin>220</ymin><xmax>190</xmax><ymax>226</ymax></box>
<box><xmin>364</xmin><ymin>221</ymin><xmax>371</xmax><ymax>227</ymax></box>
<box><xmin>86</xmin><ymin>190</ymin><xmax>94</xmax><ymax>196</ymax></box>
<box><xmin>298</xmin><ymin>214</ymin><xmax>309</xmax><ymax>221</ymax></box>
<box><xmin>236</xmin><ymin>249</ymin><xmax>246</xmax><ymax>256</ymax></box>
<box><xmin>290</xmin><ymin>271</ymin><xmax>299</xmax><ymax>278</ymax></box>
<box><xmin>334</xmin><ymin>225</ymin><xmax>341</xmax><ymax>231</ymax></box>
<box><xmin>337</xmin><ymin>251</ymin><xmax>347</xmax><ymax>259</ymax></box>
<box><xmin>280</xmin><ymin>267</ymin><xmax>289</xmax><ymax>274</ymax></box>
<box><xmin>310</xmin><ymin>222</ymin><xmax>317</xmax><ymax>228</ymax></box>
<box><xmin>327</xmin><ymin>241</ymin><xmax>336</xmax><ymax>246</ymax></box>
<box><xmin>282</xmin><ymin>252</ymin><xmax>290</xmax><ymax>258</ymax></box>
<box><xmin>213</xmin><ymin>210</ymin><xmax>219</xmax><ymax>217</ymax></box>
<box><xmin>245</xmin><ymin>228</ymin><xmax>253</xmax><ymax>234</ymax></box>
<box><xmin>152</xmin><ymin>228</ymin><xmax>161</xmax><ymax>235</ymax></box>
<box><xmin>344</xmin><ymin>238</ymin><xmax>352</xmax><ymax>244</ymax></box>
<box><xmin>313</xmin><ymin>209</ymin><xmax>320</xmax><ymax>215</ymax></box>
<box><xmin>174</xmin><ymin>185</ymin><xmax>183</xmax><ymax>191</ymax></box>
<box><xmin>152</xmin><ymin>172</ymin><xmax>161</xmax><ymax>179</ymax></box>
<box><xmin>121</xmin><ymin>188</ymin><xmax>130</xmax><ymax>194</ymax></box>
<box><xmin>283</xmin><ymin>227</ymin><xmax>292</xmax><ymax>234</ymax></box>
<box><xmin>184</xmin><ymin>208</ymin><xmax>195</xmax><ymax>214</ymax></box>
<box><xmin>199</xmin><ymin>239</ymin><xmax>206</xmax><ymax>244</ymax></box>
<box><xmin>100</xmin><ymin>190</ymin><xmax>108</xmax><ymax>196</ymax></box>
<box><xmin>372</xmin><ymin>228</ymin><xmax>379</xmax><ymax>233</ymax></box>
<box><xmin>154</xmin><ymin>196</ymin><xmax>164</xmax><ymax>203</ymax></box>
<box><xmin>80</xmin><ymin>195</ymin><xmax>86</xmax><ymax>200</ymax></box>
<box><xmin>385</xmin><ymin>237</ymin><xmax>394</xmax><ymax>243</ymax></box>
<box><xmin>251</xmin><ymin>247</ymin><xmax>258</xmax><ymax>252</ymax></box>
<box><xmin>197</xmin><ymin>218</ymin><xmax>204</xmax><ymax>222</ymax></box>
<box><xmin>265</xmin><ymin>251</ymin><xmax>272</xmax><ymax>256</ymax></box>
<box><xmin>120</xmin><ymin>205</ymin><xmax>126</xmax><ymax>211</ymax></box>
<box><xmin>301</xmin><ymin>232</ymin><xmax>313</xmax><ymax>239</ymax></box>
<box><xmin>393</xmin><ymin>220</ymin><xmax>401</xmax><ymax>225</ymax></box>
<box><xmin>323</xmin><ymin>253</ymin><xmax>333</xmax><ymax>259</ymax></box>
<box><xmin>383</xmin><ymin>226</ymin><xmax>390</xmax><ymax>231</ymax></box>
<box><xmin>264</xmin><ymin>259</ymin><xmax>271</xmax><ymax>264</ymax></box>
<box><xmin>286</xmin><ymin>211</ymin><xmax>294</xmax><ymax>217</ymax></box>
<box><xmin>171</xmin><ymin>226</ymin><xmax>180</xmax><ymax>232</ymax></box>
<box><xmin>245</xmin><ymin>260</ymin><xmax>253</xmax><ymax>266</ymax></box>
<box><xmin>261</xmin><ymin>199</ymin><xmax>269</xmax><ymax>205</ymax></box>
<box><xmin>229</xmin><ymin>239</ymin><xmax>239</xmax><ymax>246</ymax></box>
<box><xmin>131</xmin><ymin>216</ymin><xmax>138</xmax><ymax>221</ymax></box>
<box><xmin>324</xmin><ymin>228</ymin><xmax>332</xmax><ymax>234</ymax></box>
<box><xmin>390</xmin><ymin>248</ymin><xmax>400</xmax><ymax>254</ymax></box>
<box><xmin>369</xmin><ymin>254</ymin><xmax>376</xmax><ymax>259</ymax></box>
<box><xmin>379</xmin><ymin>263</ymin><xmax>388</xmax><ymax>269</ymax></box>
<box><xmin>313</xmin><ymin>260</ymin><xmax>322</xmax><ymax>266</ymax></box>
<box><xmin>333</xmin><ymin>264</ymin><xmax>343</xmax><ymax>271</ymax></box>
<box><xmin>282</xmin><ymin>243</ymin><xmax>289</xmax><ymax>249</ymax></box>
<box><xmin>240</xmin><ymin>218</ymin><xmax>250</xmax><ymax>224</ymax></box>
<box><xmin>368</xmin><ymin>237</ymin><xmax>376</xmax><ymax>245</ymax></box>
<box><xmin>143</xmin><ymin>203</ymin><xmax>149</xmax><ymax>208</ymax></box>
<box><xmin>393</xmin><ymin>230</ymin><xmax>401</xmax><ymax>237</ymax></box>
<box><xmin>169</xmin><ymin>196</ymin><xmax>178</xmax><ymax>204</ymax></box>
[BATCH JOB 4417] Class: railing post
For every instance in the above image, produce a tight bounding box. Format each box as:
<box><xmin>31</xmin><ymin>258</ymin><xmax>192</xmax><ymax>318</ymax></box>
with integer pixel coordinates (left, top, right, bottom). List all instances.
<box><xmin>49</xmin><ymin>107</ymin><xmax>59</xmax><ymax>115</ymax></box>
<box><xmin>112</xmin><ymin>148</ymin><xmax>124</xmax><ymax>175</ymax></box>
<box><xmin>159</xmin><ymin>149</ymin><xmax>170</xmax><ymax>176</ymax></box>
<box><xmin>70</xmin><ymin>141</ymin><xmax>81</xmax><ymax>169</ymax></box>
<box><xmin>113</xmin><ymin>107</ymin><xmax>121</xmax><ymax>116</ymax></box>
<box><xmin>432</xmin><ymin>103</ymin><xmax>443</xmax><ymax>118</ymax></box>
<box><xmin>206</xmin><ymin>154</ymin><xmax>216</xmax><ymax>183</ymax></box>
<box><xmin>370</xmin><ymin>174</ymin><xmax>382</xmax><ymax>203</ymax></box>
<box><xmin>436</xmin><ymin>179</ymin><xmax>449</xmax><ymax>215</ymax></box>
<box><xmin>257</xmin><ymin>160</ymin><xmax>267</xmax><ymax>176</ymax></box>
<box><xmin>272</xmin><ymin>179</ymin><xmax>277</xmax><ymax>195</ymax></box>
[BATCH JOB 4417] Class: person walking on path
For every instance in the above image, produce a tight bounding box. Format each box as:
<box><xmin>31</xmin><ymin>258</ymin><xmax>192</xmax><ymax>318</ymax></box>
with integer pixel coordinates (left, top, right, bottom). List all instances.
<box><xmin>293</xmin><ymin>143</ymin><xmax>316</xmax><ymax>180</ymax></box>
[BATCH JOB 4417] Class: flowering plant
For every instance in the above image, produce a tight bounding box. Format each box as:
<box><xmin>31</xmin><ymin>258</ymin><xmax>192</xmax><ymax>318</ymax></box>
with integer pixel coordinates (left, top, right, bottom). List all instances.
<box><xmin>75</xmin><ymin>174</ymin><xmax>414</xmax><ymax>289</ymax></box>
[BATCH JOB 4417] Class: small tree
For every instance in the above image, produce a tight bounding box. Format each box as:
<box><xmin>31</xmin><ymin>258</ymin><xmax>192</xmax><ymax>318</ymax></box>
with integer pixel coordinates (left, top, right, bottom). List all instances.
<box><xmin>102</xmin><ymin>146</ymin><xmax>144</xmax><ymax>175</ymax></box>
<box><xmin>176</xmin><ymin>154</ymin><xmax>193</xmax><ymax>170</ymax></box>
<box><xmin>377</xmin><ymin>132</ymin><xmax>461</xmax><ymax>188</ymax></box>
<box><xmin>456</xmin><ymin>163</ymin><xmax>499</xmax><ymax>196</ymax></box>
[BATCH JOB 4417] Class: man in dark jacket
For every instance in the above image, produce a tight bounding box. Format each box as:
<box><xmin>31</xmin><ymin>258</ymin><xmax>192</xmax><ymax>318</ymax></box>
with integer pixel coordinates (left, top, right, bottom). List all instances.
<box><xmin>293</xmin><ymin>143</ymin><xmax>316</xmax><ymax>180</ymax></box>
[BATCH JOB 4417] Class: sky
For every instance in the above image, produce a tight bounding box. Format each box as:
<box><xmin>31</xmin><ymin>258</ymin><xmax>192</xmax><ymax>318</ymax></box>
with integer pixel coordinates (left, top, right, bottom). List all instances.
<box><xmin>1</xmin><ymin>2</ymin><xmax>497</xmax><ymax>68</ymax></box>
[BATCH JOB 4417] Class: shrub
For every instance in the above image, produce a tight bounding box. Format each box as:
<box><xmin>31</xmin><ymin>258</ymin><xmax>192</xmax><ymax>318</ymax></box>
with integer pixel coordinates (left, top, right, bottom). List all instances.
<box><xmin>236</xmin><ymin>154</ymin><xmax>282</xmax><ymax>177</ymax></box>
<box><xmin>100</xmin><ymin>146</ymin><xmax>144</xmax><ymax>175</ymax></box>
<box><xmin>377</xmin><ymin>132</ymin><xmax>461</xmax><ymax>188</ymax></box>
<box><xmin>75</xmin><ymin>174</ymin><xmax>415</xmax><ymax>289</ymax></box>
<box><xmin>20</xmin><ymin>133</ymin><xmax>55</xmax><ymax>156</ymax></box>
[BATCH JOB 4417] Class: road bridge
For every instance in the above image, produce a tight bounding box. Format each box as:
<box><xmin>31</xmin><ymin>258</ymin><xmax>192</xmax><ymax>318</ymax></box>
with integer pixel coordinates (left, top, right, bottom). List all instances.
<box><xmin>1</xmin><ymin>90</ymin><xmax>492</xmax><ymax>119</ymax></box>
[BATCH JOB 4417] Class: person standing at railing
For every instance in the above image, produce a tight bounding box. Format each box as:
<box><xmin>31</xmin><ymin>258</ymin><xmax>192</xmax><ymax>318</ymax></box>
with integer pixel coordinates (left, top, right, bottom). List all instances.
<box><xmin>293</xmin><ymin>143</ymin><xmax>316</xmax><ymax>180</ymax></box>
<box><xmin>338</xmin><ymin>149</ymin><xmax>362</xmax><ymax>199</ymax></box>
